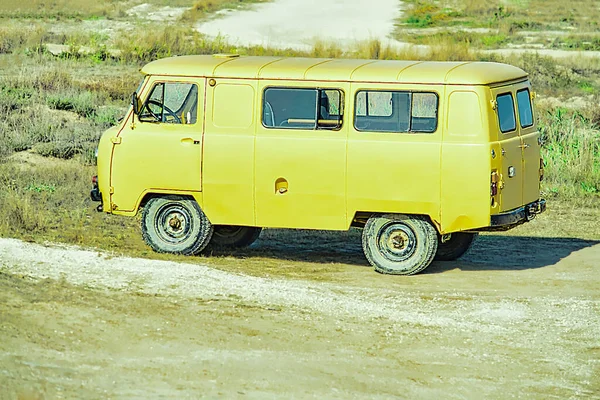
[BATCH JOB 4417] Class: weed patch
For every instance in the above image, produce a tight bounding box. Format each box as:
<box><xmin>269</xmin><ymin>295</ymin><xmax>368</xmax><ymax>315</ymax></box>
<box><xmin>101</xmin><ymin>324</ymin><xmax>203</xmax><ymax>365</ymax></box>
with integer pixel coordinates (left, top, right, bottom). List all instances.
<box><xmin>539</xmin><ymin>106</ymin><xmax>600</xmax><ymax>197</ymax></box>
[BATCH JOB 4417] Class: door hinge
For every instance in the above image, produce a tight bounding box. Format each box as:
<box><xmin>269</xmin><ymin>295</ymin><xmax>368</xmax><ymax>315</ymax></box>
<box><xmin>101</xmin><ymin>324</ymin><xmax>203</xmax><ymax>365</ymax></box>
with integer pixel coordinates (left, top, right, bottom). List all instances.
<box><xmin>111</xmin><ymin>137</ymin><xmax>122</xmax><ymax>144</ymax></box>
<box><xmin>109</xmin><ymin>186</ymin><xmax>114</xmax><ymax>194</ymax></box>
<box><xmin>490</xmin><ymin>100</ymin><xmax>497</xmax><ymax>110</ymax></box>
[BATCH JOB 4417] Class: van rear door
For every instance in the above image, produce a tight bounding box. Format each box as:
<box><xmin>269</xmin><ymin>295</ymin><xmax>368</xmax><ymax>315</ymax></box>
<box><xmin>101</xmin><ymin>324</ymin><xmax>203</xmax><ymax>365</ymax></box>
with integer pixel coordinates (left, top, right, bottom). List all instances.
<box><xmin>515</xmin><ymin>87</ymin><xmax>541</xmax><ymax>205</ymax></box>
<box><xmin>492</xmin><ymin>83</ymin><xmax>541</xmax><ymax>212</ymax></box>
<box><xmin>493</xmin><ymin>89</ymin><xmax>523</xmax><ymax>212</ymax></box>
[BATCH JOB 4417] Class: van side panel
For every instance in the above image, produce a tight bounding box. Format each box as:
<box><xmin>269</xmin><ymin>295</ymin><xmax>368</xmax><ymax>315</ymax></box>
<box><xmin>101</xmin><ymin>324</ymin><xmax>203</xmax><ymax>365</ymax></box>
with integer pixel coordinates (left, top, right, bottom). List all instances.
<box><xmin>346</xmin><ymin>83</ymin><xmax>442</xmax><ymax>228</ymax></box>
<box><xmin>202</xmin><ymin>79</ymin><xmax>257</xmax><ymax>226</ymax></box>
<box><xmin>254</xmin><ymin>81</ymin><xmax>348</xmax><ymax>230</ymax></box>
<box><xmin>440</xmin><ymin>88</ymin><xmax>491</xmax><ymax>233</ymax></box>
<box><xmin>109</xmin><ymin>76</ymin><xmax>204</xmax><ymax>213</ymax></box>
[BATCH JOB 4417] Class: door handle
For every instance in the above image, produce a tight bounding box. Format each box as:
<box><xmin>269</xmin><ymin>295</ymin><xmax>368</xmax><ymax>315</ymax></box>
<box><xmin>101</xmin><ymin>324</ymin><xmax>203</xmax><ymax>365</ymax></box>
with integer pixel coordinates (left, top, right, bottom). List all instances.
<box><xmin>181</xmin><ymin>138</ymin><xmax>200</xmax><ymax>145</ymax></box>
<box><xmin>518</xmin><ymin>143</ymin><xmax>530</xmax><ymax>149</ymax></box>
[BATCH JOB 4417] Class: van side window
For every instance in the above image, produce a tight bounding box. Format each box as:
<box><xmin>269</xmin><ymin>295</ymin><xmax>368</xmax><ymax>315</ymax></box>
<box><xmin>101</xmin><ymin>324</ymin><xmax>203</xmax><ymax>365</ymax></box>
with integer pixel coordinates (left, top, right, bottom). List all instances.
<box><xmin>516</xmin><ymin>89</ymin><xmax>534</xmax><ymax>128</ymax></box>
<box><xmin>262</xmin><ymin>88</ymin><xmax>343</xmax><ymax>130</ymax></box>
<box><xmin>139</xmin><ymin>82</ymin><xmax>198</xmax><ymax>124</ymax></box>
<box><xmin>354</xmin><ymin>91</ymin><xmax>437</xmax><ymax>133</ymax></box>
<box><xmin>496</xmin><ymin>93</ymin><xmax>516</xmax><ymax>133</ymax></box>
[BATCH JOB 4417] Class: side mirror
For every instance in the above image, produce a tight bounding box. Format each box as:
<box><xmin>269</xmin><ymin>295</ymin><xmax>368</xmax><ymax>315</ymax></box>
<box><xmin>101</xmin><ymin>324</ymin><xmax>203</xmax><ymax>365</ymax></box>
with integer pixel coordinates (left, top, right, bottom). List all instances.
<box><xmin>131</xmin><ymin>92</ymin><xmax>140</xmax><ymax>115</ymax></box>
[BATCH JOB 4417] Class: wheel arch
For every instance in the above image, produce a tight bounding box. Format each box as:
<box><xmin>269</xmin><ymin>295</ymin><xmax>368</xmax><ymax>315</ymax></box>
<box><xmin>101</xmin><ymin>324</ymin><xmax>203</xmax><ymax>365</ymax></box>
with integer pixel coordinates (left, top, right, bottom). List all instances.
<box><xmin>134</xmin><ymin>191</ymin><xmax>205</xmax><ymax>216</ymax></box>
<box><xmin>351</xmin><ymin>211</ymin><xmax>442</xmax><ymax>234</ymax></box>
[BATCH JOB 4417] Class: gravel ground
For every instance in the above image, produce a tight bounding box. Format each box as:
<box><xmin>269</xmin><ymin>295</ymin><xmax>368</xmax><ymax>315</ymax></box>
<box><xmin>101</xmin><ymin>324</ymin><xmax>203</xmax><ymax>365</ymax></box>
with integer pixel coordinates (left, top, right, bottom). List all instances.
<box><xmin>1</xmin><ymin>236</ymin><xmax>599</xmax><ymax>398</ymax></box>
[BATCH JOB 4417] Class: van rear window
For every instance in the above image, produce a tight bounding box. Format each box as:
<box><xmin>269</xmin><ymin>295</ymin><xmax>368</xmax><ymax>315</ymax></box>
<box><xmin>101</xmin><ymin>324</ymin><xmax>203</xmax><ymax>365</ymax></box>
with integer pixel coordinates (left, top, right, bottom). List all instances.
<box><xmin>497</xmin><ymin>93</ymin><xmax>516</xmax><ymax>133</ymax></box>
<box><xmin>354</xmin><ymin>91</ymin><xmax>437</xmax><ymax>133</ymax></box>
<box><xmin>516</xmin><ymin>89</ymin><xmax>534</xmax><ymax>128</ymax></box>
<box><xmin>262</xmin><ymin>88</ymin><xmax>343</xmax><ymax>130</ymax></box>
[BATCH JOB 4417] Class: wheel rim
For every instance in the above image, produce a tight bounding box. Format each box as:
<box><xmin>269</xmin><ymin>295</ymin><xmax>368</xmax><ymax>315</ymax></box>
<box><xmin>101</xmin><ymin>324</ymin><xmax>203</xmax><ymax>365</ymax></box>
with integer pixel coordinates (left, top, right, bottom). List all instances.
<box><xmin>155</xmin><ymin>203</ymin><xmax>193</xmax><ymax>244</ymax></box>
<box><xmin>377</xmin><ymin>222</ymin><xmax>417</xmax><ymax>262</ymax></box>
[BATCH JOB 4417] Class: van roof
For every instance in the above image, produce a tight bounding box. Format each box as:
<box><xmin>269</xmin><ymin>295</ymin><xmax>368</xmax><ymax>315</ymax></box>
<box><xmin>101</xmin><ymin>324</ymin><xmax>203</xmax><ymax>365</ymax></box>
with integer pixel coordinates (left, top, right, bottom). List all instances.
<box><xmin>141</xmin><ymin>55</ymin><xmax>528</xmax><ymax>85</ymax></box>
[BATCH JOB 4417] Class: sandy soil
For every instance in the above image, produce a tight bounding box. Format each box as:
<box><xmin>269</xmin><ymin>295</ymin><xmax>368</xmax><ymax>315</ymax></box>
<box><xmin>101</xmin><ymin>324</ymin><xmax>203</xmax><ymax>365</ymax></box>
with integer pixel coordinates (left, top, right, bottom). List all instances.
<box><xmin>196</xmin><ymin>0</ymin><xmax>404</xmax><ymax>50</ymax></box>
<box><xmin>1</xmin><ymin>232</ymin><xmax>599</xmax><ymax>399</ymax></box>
<box><xmin>195</xmin><ymin>0</ymin><xmax>600</xmax><ymax>59</ymax></box>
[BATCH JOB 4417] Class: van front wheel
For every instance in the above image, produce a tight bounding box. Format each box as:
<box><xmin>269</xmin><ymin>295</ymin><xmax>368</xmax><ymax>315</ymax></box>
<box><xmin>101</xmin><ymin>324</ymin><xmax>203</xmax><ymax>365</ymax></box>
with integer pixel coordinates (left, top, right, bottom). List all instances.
<box><xmin>209</xmin><ymin>226</ymin><xmax>262</xmax><ymax>249</ymax></box>
<box><xmin>142</xmin><ymin>196</ymin><xmax>213</xmax><ymax>255</ymax></box>
<box><xmin>362</xmin><ymin>214</ymin><xmax>438</xmax><ymax>275</ymax></box>
<box><xmin>434</xmin><ymin>233</ymin><xmax>478</xmax><ymax>261</ymax></box>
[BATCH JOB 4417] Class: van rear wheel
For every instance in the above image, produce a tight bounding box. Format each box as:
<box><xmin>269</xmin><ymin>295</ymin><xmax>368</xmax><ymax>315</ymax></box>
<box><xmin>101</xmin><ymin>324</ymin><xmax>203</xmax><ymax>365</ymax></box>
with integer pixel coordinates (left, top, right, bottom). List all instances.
<box><xmin>435</xmin><ymin>233</ymin><xmax>478</xmax><ymax>261</ymax></box>
<box><xmin>209</xmin><ymin>226</ymin><xmax>262</xmax><ymax>248</ymax></box>
<box><xmin>362</xmin><ymin>214</ymin><xmax>438</xmax><ymax>275</ymax></box>
<box><xmin>142</xmin><ymin>196</ymin><xmax>213</xmax><ymax>255</ymax></box>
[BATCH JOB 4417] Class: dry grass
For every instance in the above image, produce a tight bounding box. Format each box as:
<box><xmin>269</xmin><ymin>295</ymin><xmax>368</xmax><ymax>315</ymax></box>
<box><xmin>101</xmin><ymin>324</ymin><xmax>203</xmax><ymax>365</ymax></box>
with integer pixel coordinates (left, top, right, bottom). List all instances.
<box><xmin>180</xmin><ymin>0</ymin><xmax>269</xmax><ymax>22</ymax></box>
<box><xmin>402</xmin><ymin>0</ymin><xmax>600</xmax><ymax>31</ymax></box>
<box><xmin>398</xmin><ymin>0</ymin><xmax>600</xmax><ymax>56</ymax></box>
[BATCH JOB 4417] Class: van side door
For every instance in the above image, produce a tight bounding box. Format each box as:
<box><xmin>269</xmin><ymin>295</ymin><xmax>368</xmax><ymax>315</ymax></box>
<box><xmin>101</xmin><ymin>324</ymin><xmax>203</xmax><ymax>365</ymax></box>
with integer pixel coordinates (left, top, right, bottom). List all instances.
<box><xmin>347</xmin><ymin>85</ymin><xmax>442</xmax><ymax>224</ymax></box>
<box><xmin>202</xmin><ymin>79</ymin><xmax>257</xmax><ymax>226</ymax></box>
<box><xmin>254</xmin><ymin>82</ymin><xmax>348</xmax><ymax>229</ymax></box>
<box><xmin>110</xmin><ymin>77</ymin><xmax>204</xmax><ymax>212</ymax></box>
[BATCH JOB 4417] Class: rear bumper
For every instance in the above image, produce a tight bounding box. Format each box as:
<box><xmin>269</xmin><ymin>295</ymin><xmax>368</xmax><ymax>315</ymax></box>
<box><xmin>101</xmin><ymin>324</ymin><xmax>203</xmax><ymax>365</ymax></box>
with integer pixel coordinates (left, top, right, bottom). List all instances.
<box><xmin>90</xmin><ymin>187</ymin><xmax>103</xmax><ymax>212</ymax></box>
<box><xmin>490</xmin><ymin>199</ymin><xmax>546</xmax><ymax>229</ymax></box>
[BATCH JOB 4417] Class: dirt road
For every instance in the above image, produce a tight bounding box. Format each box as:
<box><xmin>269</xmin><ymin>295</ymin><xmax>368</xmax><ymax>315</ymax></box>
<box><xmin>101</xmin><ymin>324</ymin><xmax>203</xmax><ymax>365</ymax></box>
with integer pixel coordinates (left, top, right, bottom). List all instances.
<box><xmin>1</xmin><ymin>232</ymin><xmax>599</xmax><ymax>399</ymax></box>
<box><xmin>196</xmin><ymin>0</ymin><xmax>404</xmax><ymax>50</ymax></box>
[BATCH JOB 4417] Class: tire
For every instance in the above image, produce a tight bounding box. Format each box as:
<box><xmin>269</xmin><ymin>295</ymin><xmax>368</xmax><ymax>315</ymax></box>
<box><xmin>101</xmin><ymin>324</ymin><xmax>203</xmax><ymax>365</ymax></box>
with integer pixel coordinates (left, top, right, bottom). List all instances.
<box><xmin>141</xmin><ymin>196</ymin><xmax>213</xmax><ymax>255</ymax></box>
<box><xmin>362</xmin><ymin>214</ymin><xmax>438</xmax><ymax>275</ymax></box>
<box><xmin>209</xmin><ymin>225</ymin><xmax>262</xmax><ymax>249</ymax></box>
<box><xmin>434</xmin><ymin>232</ymin><xmax>478</xmax><ymax>261</ymax></box>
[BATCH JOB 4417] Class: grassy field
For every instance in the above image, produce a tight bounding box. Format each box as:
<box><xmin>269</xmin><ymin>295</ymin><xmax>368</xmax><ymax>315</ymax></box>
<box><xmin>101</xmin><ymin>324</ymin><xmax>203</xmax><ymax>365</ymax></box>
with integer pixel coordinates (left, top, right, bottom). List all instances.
<box><xmin>396</xmin><ymin>0</ymin><xmax>600</xmax><ymax>49</ymax></box>
<box><xmin>0</xmin><ymin>0</ymin><xmax>598</xmax><ymax>255</ymax></box>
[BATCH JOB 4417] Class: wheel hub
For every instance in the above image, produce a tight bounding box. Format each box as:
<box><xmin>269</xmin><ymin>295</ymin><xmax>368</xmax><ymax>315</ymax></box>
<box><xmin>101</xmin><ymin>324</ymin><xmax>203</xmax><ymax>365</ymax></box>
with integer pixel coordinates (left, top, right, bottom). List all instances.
<box><xmin>378</xmin><ymin>223</ymin><xmax>417</xmax><ymax>262</ymax></box>
<box><xmin>388</xmin><ymin>231</ymin><xmax>409</xmax><ymax>251</ymax></box>
<box><xmin>156</xmin><ymin>205</ymin><xmax>192</xmax><ymax>243</ymax></box>
<box><xmin>168</xmin><ymin>215</ymin><xmax>182</xmax><ymax>230</ymax></box>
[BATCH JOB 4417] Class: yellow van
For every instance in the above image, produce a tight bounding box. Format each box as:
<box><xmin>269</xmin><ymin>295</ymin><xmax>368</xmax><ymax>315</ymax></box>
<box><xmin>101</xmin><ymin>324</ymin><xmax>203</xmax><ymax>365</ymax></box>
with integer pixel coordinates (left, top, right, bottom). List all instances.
<box><xmin>90</xmin><ymin>55</ymin><xmax>546</xmax><ymax>275</ymax></box>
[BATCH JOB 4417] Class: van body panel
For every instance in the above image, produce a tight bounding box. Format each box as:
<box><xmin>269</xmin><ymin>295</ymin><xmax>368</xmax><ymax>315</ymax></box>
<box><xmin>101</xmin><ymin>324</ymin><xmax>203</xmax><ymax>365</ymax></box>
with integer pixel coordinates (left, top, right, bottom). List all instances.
<box><xmin>203</xmin><ymin>79</ymin><xmax>257</xmax><ymax>226</ymax></box>
<box><xmin>96</xmin><ymin>55</ymin><xmax>544</xmax><ymax>241</ymax></box>
<box><xmin>140</xmin><ymin>56</ymin><xmax>528</xmax><ymax>86</ymax></box>
<box><xmin>398</xmin><ymin>62</ymin><xmax>467</xmax><ymax>84</ymax></box>
<box><xmin>350</xmin><ymin>60</ymin><xmax>420</xmax><ymax>82</ymax></box>
<box><xmin>258</xmin><ymin>58</ymin><xmax>333</xmax><ymax>80</ymax></box>
<box><xmin>346</xmin><ymin>83</ymin><xmax>442</xmax><ymax>228</ymax></box>
<box><xmin>440</xmin><ymin>87</ymin><xmax>490</xmax><ymax>232</ymax></box>
<box><xmin>518</xmin><ymin>87</ymin><xmax>542</xmax><ymax>205</ymax></box>
<box><xmin>522</xmin><ymin>130</ymin><xmax>542</xmax><ymax>205</ymax></box>
<box><xmin>448</xmin><ymin>63</ymin><xmax>531</xmax><ymax>85</ymax></box>
<box><xmin>489</xmin><ymin>82</ymin><xmax>541</xmax><ymax>213</ymax></box>
<box><xmin>212</xmin><ymin>56</ymin><xmax>282</xmax><ymax>78</ymax></box>
<box><xmin>254</xmin><ymin>80</ymin><xmax>348</xmax><ymax>229</ymax></box>
<box><xmin>96</xmin><ymin>125</ymin><xmax>117</xmax><ymax>211</ymax></box>
<box><xmin>489</xmin><ymin>86</ymin><xmax>522</xmax><ymax>212</ymax></box>
<box><xmin>440</xmin><ymin>143</ymin><xmax>491</xmax><ymax>232</ymax></box>
<box><xmin>109</xmin><ymin>76</ymin><xmax>204</xmax><ymax>213</ymax></box>
<box><xmin>304</xmin><ymin>58</ymin><xmax>375</xmax><ymax>81</ymax></box>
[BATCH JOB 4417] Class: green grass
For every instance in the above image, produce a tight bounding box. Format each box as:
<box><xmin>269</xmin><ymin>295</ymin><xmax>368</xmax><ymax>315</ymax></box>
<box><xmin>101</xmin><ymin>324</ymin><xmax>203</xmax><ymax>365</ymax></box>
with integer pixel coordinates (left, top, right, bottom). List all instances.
<box><xmin>401</xmin><ymin>0</ymin><xmax>600</xmax><ymax>31</ymax></box>
<box><xmin>539</xmin><ymin>105</ymin><xmax>600</xmax><ymax>197</ymax></box>
<box><xmin>398</xmin><ymin>0</ymin><xmax>600</xmax><ymax>52</ymax></box>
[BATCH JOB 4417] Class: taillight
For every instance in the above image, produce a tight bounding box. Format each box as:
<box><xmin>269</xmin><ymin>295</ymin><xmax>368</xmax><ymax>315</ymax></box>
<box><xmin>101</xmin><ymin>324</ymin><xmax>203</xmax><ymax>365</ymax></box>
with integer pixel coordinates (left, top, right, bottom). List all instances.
<box><xmin>491</xmin><ymin>171</ymin><xmax>499</xmax><ymax>196</ymax></box>
<box><xmin>92</xmin><ymin>175</ymin><xmax>98</xmax><ymax>185</ymax></box>
<box><xmin>539</xmin><ymin>158</ymin><xmax>544</xmax><ymax>181</ymax></box>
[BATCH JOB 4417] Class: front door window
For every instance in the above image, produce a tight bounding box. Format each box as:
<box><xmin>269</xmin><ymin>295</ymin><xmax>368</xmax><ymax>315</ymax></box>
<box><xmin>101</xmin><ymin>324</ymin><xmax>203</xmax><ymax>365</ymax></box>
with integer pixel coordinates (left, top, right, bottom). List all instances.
<box><xmin>139</xmin><ymin>82</ymin><xmax>198</xmax><ymax>124</ymax></box>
